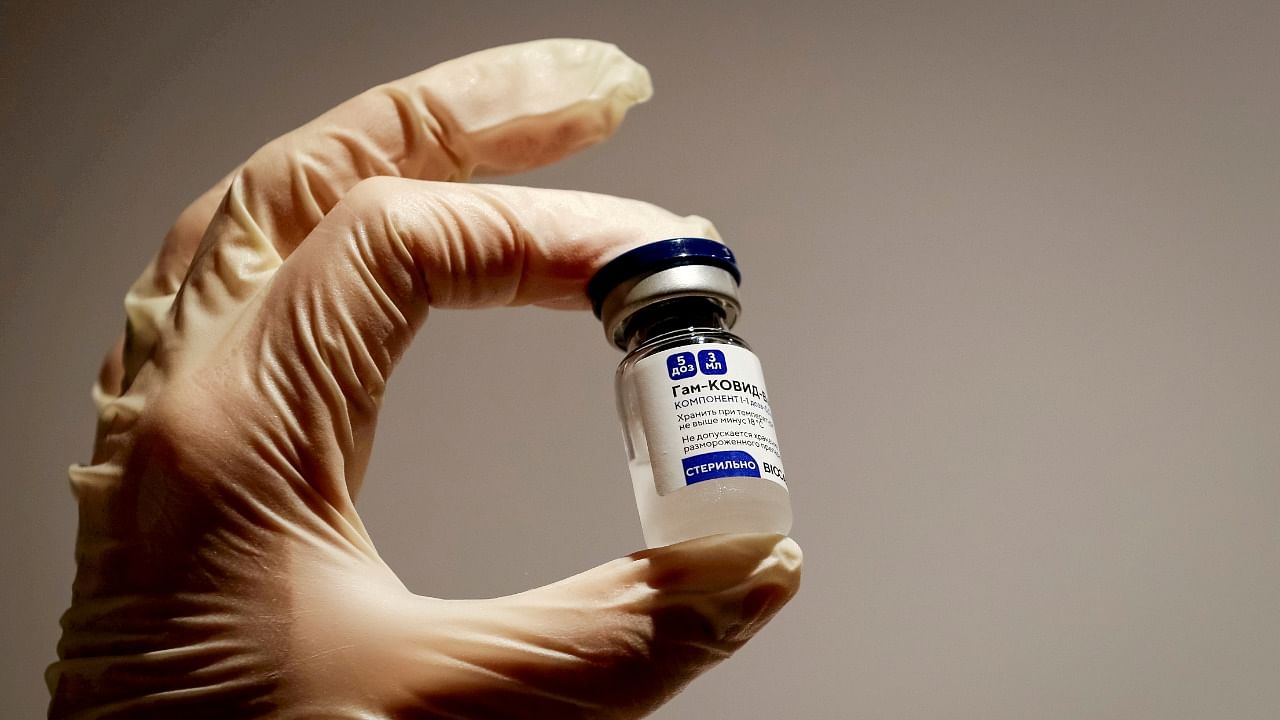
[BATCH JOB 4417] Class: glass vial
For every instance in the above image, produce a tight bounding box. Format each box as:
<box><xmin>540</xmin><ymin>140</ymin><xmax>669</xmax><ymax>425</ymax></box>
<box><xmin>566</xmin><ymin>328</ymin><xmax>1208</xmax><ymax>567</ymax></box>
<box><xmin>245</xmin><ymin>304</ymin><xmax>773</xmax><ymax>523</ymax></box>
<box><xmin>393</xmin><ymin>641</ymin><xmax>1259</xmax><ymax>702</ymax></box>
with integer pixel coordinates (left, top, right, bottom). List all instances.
<box><xmin>588</xmin><ymin>238</ymin><xmax>792</xmax><ymax>548</ymax></box>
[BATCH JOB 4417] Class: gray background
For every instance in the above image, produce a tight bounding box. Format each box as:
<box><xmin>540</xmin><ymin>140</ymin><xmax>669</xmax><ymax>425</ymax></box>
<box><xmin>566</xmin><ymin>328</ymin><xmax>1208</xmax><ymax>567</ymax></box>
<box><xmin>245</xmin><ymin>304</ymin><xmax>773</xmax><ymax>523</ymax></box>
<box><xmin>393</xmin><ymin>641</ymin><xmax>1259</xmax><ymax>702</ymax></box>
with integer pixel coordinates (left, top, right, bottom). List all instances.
<box><xmin>3</xmin><ymin>1</ymin><xmax>1278</xmax><ymax>718</ymax></box>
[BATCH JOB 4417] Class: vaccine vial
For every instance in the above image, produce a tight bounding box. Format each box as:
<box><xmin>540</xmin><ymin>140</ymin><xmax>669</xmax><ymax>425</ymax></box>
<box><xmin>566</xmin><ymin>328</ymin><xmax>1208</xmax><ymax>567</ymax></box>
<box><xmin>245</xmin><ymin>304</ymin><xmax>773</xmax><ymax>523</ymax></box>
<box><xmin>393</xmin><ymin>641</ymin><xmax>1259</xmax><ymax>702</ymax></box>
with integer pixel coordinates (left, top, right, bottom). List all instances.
<box><xmin>588</xmin><ymin>238</ymin><xmax>792</xmax><ymax>548</ymax></box>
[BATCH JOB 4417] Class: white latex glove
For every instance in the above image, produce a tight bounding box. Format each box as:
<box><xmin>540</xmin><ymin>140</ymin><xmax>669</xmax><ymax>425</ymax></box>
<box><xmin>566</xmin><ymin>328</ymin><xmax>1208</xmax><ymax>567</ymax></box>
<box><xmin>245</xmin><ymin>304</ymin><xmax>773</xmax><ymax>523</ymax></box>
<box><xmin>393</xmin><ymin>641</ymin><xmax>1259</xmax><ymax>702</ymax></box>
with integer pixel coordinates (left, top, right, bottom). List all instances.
<box><xmin>48</xmin><ymin>39</ymin><xmax>802</xmax><ymax>719</ymax></box>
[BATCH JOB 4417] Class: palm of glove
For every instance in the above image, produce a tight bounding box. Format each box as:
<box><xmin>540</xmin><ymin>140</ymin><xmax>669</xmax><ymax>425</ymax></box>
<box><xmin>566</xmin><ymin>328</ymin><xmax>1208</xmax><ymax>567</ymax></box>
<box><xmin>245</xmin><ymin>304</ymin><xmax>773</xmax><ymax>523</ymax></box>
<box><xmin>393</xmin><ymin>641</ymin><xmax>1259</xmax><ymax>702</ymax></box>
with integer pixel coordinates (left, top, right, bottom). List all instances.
<box><xmin>48</xmin><ymin>40</ymin><xmax>801</xmax><ymax>719</ymax></box>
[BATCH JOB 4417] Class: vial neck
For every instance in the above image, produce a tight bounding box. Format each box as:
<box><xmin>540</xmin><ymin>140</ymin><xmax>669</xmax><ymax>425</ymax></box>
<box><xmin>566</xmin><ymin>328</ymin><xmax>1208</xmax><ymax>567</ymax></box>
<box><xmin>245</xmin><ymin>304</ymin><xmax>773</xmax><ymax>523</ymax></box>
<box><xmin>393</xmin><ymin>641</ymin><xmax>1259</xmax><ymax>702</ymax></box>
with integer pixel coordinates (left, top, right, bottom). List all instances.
<box><xmin>621</xmin><ymin>297</ymin><xmax>731</xmax><ymax>352</ymax></box>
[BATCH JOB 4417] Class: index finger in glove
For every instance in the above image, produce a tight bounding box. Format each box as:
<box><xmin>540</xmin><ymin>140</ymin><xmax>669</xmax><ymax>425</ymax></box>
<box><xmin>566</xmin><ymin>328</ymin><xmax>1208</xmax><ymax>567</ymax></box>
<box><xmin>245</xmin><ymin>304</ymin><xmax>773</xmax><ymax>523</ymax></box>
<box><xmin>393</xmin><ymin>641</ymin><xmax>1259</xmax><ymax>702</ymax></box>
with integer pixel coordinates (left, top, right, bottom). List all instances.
<box><xmin>234</xmin><ymin>179</ymin><xmax>714</xmax><ymax>511</ymax></box>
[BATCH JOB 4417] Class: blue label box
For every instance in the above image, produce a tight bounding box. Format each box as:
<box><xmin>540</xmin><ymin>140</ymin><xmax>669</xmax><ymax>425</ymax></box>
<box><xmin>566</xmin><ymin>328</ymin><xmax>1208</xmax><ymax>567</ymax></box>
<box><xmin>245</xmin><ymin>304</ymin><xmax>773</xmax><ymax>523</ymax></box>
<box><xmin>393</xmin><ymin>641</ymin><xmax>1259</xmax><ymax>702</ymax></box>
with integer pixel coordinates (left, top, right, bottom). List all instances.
<box><xmin>681</xmin><ymin>450</ymin><xmax>761</xmax><ymax>485</ymax></box>
<box><xmin>697</xmin><ymin>349</ymin><xmax>728</xmax><ymax>375</ymax></box>
<box><xmin>667</xmin><ymin>352</ymin><xmax>697</xmax><ymax>380</ymax></box>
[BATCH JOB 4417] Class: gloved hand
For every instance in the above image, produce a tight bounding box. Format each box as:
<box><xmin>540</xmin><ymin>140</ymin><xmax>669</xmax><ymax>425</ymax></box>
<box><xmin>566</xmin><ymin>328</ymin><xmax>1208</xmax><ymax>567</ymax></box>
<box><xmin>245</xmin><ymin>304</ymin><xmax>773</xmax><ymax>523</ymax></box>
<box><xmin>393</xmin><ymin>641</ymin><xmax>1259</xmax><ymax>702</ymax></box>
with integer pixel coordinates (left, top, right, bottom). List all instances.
<box><xmin>48</xmin><ymin>39</ymin><xmax>801</xmax><ymax>718</ymax></box>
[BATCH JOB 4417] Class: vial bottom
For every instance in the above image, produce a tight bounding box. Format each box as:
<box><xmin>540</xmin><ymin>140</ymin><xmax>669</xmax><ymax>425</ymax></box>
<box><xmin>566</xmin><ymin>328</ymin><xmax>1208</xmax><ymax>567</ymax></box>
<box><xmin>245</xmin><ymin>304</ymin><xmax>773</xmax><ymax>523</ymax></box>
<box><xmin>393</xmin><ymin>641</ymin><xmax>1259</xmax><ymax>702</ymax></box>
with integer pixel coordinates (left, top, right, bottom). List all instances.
<box><xmin>629</xmin><ymin>460</ymin><xmax>792</xmax><ymax>548</ymax></box>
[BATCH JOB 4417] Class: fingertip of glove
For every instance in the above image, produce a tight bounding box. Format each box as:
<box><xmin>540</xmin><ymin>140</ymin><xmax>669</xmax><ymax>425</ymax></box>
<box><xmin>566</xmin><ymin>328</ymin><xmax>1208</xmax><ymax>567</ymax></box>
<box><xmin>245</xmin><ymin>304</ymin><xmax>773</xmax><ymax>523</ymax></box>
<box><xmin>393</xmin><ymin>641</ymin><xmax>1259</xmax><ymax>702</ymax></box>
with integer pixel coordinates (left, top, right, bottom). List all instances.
<box><xmin>638</xmin><ymin>535</ymin><xmax>802</xmax><ymax>649</ymax></box>
<box><xmin>637</xmin><ymin>533</ymin><xmax>803</xmax><ymax>595</ymax></box>
<box><xmin>615</xmin><ymin>51</ymin><xmax>654</xmax><ymax>106</ymax></box>
<box><xmin>533</xmin><ymin>38</ymin><xmax>653</xmax><ymax>108</ymax></box>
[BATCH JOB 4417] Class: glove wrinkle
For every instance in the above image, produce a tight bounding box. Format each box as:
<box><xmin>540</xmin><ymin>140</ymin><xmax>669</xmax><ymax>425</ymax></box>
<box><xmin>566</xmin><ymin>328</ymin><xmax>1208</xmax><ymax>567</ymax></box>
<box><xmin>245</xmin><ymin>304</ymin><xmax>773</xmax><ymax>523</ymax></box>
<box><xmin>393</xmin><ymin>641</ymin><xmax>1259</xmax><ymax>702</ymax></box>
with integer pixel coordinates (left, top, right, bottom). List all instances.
<box><xmin>392</xmin><ymin>84</ymin><xmax>469</xmax><ymax>181</ymax></box>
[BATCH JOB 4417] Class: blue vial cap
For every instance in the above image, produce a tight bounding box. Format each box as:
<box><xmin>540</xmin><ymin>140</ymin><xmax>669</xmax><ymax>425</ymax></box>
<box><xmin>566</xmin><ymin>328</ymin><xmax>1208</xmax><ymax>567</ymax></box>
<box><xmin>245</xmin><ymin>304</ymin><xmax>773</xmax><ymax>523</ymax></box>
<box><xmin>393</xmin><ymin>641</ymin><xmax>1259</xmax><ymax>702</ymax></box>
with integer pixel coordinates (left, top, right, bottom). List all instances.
<box><xmin>588</xmin><ymin>238</ymin><xmax>741</xmax><ymax>318</ymax></box>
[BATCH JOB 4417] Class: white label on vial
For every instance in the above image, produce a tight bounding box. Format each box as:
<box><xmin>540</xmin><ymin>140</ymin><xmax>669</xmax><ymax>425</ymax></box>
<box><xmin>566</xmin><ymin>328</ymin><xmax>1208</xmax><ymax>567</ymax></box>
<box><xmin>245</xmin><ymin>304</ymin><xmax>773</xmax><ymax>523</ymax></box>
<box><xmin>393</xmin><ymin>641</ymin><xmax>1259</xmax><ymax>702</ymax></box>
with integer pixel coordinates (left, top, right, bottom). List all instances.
<box><xmin>633</xmin><ymin>343</ymin><xmax>786</xmax><ymax>496</ymax></box>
